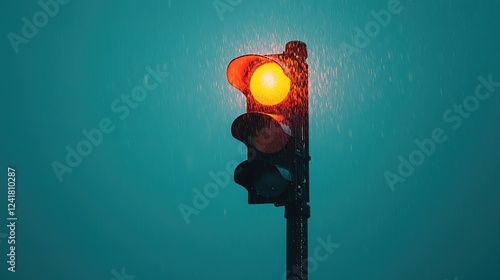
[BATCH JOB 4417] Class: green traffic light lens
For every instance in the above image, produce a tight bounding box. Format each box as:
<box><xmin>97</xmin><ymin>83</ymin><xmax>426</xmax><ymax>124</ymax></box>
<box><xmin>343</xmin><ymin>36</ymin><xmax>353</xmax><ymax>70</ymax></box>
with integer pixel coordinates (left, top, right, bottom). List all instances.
<box><xmin>254</xmin><ymin>166</ymin><xmax>291</xmax><ymax>198</ymax></box>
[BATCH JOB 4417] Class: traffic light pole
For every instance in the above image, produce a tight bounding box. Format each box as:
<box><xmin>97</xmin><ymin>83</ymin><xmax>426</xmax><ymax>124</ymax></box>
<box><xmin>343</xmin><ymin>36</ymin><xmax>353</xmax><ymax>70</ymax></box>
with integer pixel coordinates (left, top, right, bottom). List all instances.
<box><xmin>285</xmin><ymin>201</ymin><xmax>310</xmax><ymax>279</ymax></box>
<box><xmin>284</xmin><ymin>41</ymin><xmax>310</xmax><ymax>280</ymax></box>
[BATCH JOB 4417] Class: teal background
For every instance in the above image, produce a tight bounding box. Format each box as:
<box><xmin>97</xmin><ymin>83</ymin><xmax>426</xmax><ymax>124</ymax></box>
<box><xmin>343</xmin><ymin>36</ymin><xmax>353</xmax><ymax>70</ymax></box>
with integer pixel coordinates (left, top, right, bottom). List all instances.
<box><xmin>1</xmin><ymin>0</ymin><xmax>499</xmax><ymax>279</ymax></box>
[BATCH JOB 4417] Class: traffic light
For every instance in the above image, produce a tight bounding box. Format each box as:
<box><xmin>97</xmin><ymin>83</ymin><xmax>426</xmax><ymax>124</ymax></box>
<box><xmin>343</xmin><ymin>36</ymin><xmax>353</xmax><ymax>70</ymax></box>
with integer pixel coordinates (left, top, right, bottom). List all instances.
<box><xmin>227</xmin><ymin>41</ymin><xmax>309</xmax><ymax>206</ymax></box>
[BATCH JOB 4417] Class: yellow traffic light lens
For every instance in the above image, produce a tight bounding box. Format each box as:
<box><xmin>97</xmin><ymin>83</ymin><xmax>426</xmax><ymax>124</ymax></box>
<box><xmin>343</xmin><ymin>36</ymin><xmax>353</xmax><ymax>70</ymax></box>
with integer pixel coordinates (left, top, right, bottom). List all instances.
<box><xmin>249</xmin><ymin>62</ymin><xmax>290</xmax><ymax>106</ymax></box>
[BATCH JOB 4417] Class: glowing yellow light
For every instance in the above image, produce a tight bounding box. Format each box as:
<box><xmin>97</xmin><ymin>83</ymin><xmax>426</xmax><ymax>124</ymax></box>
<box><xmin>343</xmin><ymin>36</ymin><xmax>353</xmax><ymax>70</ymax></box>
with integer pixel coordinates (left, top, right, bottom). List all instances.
<box><xmin>249</xmin><ymin>62</ymin><xmax>290</xmax><ymax>106</ymax></box>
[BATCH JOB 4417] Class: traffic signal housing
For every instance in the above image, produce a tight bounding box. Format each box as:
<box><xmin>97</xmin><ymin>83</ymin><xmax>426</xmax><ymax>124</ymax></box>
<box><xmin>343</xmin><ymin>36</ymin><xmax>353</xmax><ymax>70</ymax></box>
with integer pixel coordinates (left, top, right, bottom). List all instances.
<box><xmin>227</xmin><ymin>41</ymin><xmax>309</xmax><ymax>206</ymax></box>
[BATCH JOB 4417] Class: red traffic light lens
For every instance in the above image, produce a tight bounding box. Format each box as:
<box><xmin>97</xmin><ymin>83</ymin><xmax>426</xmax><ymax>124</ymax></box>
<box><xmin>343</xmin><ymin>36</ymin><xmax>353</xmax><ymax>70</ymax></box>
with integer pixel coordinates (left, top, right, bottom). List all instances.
<box><xmin>231</xmin><ymin>113</ymin><xmax>291</xmax><ymax>154</ymax></box>
<box><xmin>252</xmin><ymin>115</ymin><xmax>290</xmax><ymax>154</ymax></box>
<box><xmin>249</xmin><ymin>62</ymin><xmax>291</xmax><ymax>106</ymax></box>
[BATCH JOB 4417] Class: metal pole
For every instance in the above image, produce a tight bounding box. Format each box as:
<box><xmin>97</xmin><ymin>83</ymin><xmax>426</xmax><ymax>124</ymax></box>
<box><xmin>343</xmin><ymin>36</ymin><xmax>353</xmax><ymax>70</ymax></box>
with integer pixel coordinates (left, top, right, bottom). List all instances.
<box><xmin>285</xmin><ymin>202</ymin><xmax>310</xmax><ymax>280</ymax></box>
<box><xmin>283</xmin><ymin>40</ymin><xmax>310</xmax><ymax>280</ymax></box>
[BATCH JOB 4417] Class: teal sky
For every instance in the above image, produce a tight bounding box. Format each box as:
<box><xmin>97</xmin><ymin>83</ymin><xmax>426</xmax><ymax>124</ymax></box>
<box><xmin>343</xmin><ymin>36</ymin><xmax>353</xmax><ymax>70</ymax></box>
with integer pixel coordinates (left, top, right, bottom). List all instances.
<box><xmin>1</xmin><ymin>1</ymin><xmax>500</xmax><ymax>279</ymax></box>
